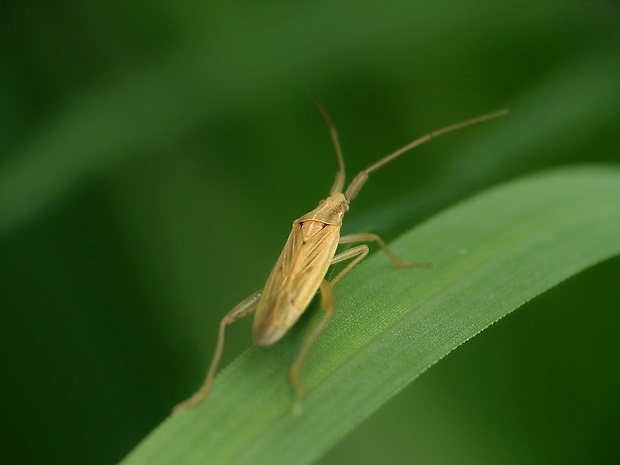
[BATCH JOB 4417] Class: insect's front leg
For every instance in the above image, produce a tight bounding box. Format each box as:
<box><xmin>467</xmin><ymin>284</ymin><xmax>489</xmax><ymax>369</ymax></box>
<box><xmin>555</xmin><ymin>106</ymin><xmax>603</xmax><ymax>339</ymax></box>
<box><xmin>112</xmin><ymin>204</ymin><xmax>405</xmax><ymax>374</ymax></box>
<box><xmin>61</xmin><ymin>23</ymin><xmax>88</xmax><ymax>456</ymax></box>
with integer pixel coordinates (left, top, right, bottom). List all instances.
<box><xmin>338</xmin><ymin>233</ymin><xmax>430</xmax><ymax>270</ymax></box>
<box><xmin>173</xmin><ymin>290</ymin><xmax>262</xmax><ymax>413</ymax></box>
<box><xmin>329</xmin><ymin>244</ymin><xmax>370</xmax><ymax>286</ymax></box>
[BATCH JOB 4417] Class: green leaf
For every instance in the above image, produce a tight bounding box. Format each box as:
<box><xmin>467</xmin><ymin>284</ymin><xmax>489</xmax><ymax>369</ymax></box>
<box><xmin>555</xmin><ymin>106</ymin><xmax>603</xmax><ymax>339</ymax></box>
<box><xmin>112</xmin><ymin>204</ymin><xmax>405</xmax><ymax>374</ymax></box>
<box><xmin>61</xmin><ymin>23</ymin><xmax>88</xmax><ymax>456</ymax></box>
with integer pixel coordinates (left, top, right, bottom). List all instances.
<box><xmin>120</xmin><ymin>166</ymin><xmax>620</xmax><ymax>465</ymax></box>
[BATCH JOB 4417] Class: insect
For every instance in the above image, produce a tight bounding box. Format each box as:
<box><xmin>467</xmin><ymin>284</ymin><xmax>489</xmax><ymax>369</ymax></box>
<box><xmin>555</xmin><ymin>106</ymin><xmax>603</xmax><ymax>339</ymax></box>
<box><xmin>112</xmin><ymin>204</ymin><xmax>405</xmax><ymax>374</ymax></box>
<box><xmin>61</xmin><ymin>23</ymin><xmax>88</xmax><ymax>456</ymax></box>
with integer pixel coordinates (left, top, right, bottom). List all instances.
<box><xmin>173</xmin><ymin>103</ymin><xmax>508</xmax><ymax>413</ymax></box>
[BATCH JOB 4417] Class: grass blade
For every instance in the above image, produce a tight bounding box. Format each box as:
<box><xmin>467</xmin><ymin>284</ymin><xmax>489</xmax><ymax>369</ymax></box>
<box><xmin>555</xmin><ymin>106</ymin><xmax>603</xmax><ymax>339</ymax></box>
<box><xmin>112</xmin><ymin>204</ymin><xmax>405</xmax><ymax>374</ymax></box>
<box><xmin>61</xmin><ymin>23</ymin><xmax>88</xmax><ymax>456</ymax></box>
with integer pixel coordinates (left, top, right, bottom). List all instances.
<box><xmin>121</xmin><ymin>166</ymin><xmax>620</xmax><ymax>465</ymax></box>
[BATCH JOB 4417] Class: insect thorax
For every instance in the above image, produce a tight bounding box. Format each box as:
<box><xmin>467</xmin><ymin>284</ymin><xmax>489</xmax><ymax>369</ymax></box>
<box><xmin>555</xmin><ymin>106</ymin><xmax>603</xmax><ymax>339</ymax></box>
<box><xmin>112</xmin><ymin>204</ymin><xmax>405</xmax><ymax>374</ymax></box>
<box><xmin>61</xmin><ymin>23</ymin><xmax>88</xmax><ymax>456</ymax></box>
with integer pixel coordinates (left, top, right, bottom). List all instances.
<box><xmin>297</xmin><ymin>193</ymin><xmax>348</xmax><ymax>227</ymax></box>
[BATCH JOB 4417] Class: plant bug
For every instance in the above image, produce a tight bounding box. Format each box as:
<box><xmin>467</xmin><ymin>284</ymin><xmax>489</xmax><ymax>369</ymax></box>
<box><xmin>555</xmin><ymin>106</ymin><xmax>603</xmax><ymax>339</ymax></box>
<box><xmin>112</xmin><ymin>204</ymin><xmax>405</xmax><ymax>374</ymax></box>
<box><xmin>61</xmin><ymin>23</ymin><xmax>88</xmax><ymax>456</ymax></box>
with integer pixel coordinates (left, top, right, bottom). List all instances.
<box><xmin>173</xmin><ymin>103</ymin><xmax>508</xmax><ymax>412</ymax></box>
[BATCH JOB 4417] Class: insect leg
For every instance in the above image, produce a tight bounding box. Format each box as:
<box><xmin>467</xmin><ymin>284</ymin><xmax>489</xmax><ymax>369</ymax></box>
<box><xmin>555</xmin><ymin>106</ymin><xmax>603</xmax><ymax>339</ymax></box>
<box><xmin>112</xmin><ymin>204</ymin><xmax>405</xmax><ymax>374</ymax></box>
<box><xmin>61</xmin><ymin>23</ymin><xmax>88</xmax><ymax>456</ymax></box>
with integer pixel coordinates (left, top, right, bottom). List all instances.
<box><xmin>339</xmin><ymin>233</ymin><xmax>430</xmax><ymax>269</ymax></box>
<box><xmin>172</xmin><ymin>290</ymin><xmax>262</xmax><ymax>413</ymax></box>
<box><xmin>289</xmin><ymin>279</ymin><xmax>335</xmax><ymax>398</ymax></box>
<box><xmin>329</xmin><ymin>244</ymin><xmax>370</xmax><ymax>286</ymax></box>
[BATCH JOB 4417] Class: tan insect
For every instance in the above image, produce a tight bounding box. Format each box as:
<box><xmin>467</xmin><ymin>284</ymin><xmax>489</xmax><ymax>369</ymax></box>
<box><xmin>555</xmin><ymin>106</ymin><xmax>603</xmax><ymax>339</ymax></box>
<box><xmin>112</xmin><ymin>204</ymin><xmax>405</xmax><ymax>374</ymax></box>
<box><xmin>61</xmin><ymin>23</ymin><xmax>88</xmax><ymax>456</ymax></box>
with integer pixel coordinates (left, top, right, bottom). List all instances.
<box><xmin>173</xmin><ymin>104</ymin><xmax>508</xmax><ymax>413</ymax></box>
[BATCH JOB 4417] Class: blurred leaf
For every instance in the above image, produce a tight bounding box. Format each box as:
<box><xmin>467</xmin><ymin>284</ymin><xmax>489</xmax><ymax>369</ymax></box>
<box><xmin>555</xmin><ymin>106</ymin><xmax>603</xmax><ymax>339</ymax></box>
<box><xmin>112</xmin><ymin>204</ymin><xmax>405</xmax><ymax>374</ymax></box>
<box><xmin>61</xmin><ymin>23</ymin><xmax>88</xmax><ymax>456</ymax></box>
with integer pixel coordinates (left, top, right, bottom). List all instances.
<box><xmin>120</xmin><ymin>166</ymin><xmax>620</xmax><ymax>465</ymax></box>
<box><xmin>2</xmin><ymin>2</ymin><xmax>618</xmax><ymax>236</ymax></box>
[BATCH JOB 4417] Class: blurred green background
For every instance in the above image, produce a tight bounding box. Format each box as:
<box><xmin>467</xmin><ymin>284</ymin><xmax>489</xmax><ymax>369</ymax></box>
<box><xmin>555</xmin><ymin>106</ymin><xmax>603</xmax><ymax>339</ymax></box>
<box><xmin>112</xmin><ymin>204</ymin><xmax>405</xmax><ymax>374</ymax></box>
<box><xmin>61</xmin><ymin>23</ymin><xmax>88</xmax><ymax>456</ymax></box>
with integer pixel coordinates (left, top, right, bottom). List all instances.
<box><xmin>1</xmin><ymin>2</ymin><xmax>619</xmax><ymax>464</ymax></box>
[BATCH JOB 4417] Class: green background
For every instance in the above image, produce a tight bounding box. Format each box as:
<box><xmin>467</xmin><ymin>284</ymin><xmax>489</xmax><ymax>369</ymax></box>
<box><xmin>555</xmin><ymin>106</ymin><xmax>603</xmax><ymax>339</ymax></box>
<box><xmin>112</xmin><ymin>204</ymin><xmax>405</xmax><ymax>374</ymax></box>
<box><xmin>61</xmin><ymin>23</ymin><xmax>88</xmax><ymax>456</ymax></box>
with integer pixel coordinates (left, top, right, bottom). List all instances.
<box><xmin>2</xmin><ymin>2</ymin><xmax>619</xmax><ymax>464</ymax></box>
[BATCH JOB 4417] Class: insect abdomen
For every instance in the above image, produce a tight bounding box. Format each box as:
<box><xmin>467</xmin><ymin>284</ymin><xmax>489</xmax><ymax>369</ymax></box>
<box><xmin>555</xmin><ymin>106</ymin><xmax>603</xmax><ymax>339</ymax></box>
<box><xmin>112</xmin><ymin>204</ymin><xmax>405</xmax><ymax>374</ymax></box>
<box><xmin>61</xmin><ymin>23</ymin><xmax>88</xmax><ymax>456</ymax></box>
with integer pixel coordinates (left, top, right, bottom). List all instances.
<box><xmin>253</xmin><ymin>222</ymin><xmax>340</xmax><ymax>346</ymax></box>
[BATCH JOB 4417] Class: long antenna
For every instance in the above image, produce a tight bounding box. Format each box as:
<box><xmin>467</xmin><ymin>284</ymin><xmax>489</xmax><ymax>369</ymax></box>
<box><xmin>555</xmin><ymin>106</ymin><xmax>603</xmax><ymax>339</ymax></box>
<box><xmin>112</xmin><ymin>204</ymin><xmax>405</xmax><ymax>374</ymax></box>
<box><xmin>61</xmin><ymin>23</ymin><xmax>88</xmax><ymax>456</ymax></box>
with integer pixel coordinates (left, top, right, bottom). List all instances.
<box><xmin>313</xmin><ymin>98</ymin><xmax>347</xmax><ymax>195</ymax></box>
<box><xmin>345</xmin><ymin>109</ymin><xmax>509</xmax><ymax>201</ymax></box>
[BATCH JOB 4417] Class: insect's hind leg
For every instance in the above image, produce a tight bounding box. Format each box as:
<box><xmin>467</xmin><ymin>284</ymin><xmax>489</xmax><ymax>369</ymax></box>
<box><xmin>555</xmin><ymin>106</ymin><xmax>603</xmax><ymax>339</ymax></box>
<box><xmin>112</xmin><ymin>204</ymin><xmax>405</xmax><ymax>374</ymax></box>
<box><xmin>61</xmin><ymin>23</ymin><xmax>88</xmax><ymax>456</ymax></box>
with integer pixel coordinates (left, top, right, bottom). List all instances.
<box><xmin>339</xmin><ymin>233</ymin><xmax>430</xmax><ymax>270</ymax></box>
<box><xmin>289</xmin><ymin>245</ymin><xmax>372</xmax><ymax>398</ymax></box>
<box><xmin>173</xmin><ymin>290</ymin><xmax>262</xmax><ymax>413</ymax></box>
<box><xmin>289</xmin><ymin>279</ymin><xmax>335</xmax><ymax>399</ymax></box>
<box><xmin>288</xmin><ymin>235</ymin><xmax>427</xmax><ymax>399</ymax></box>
